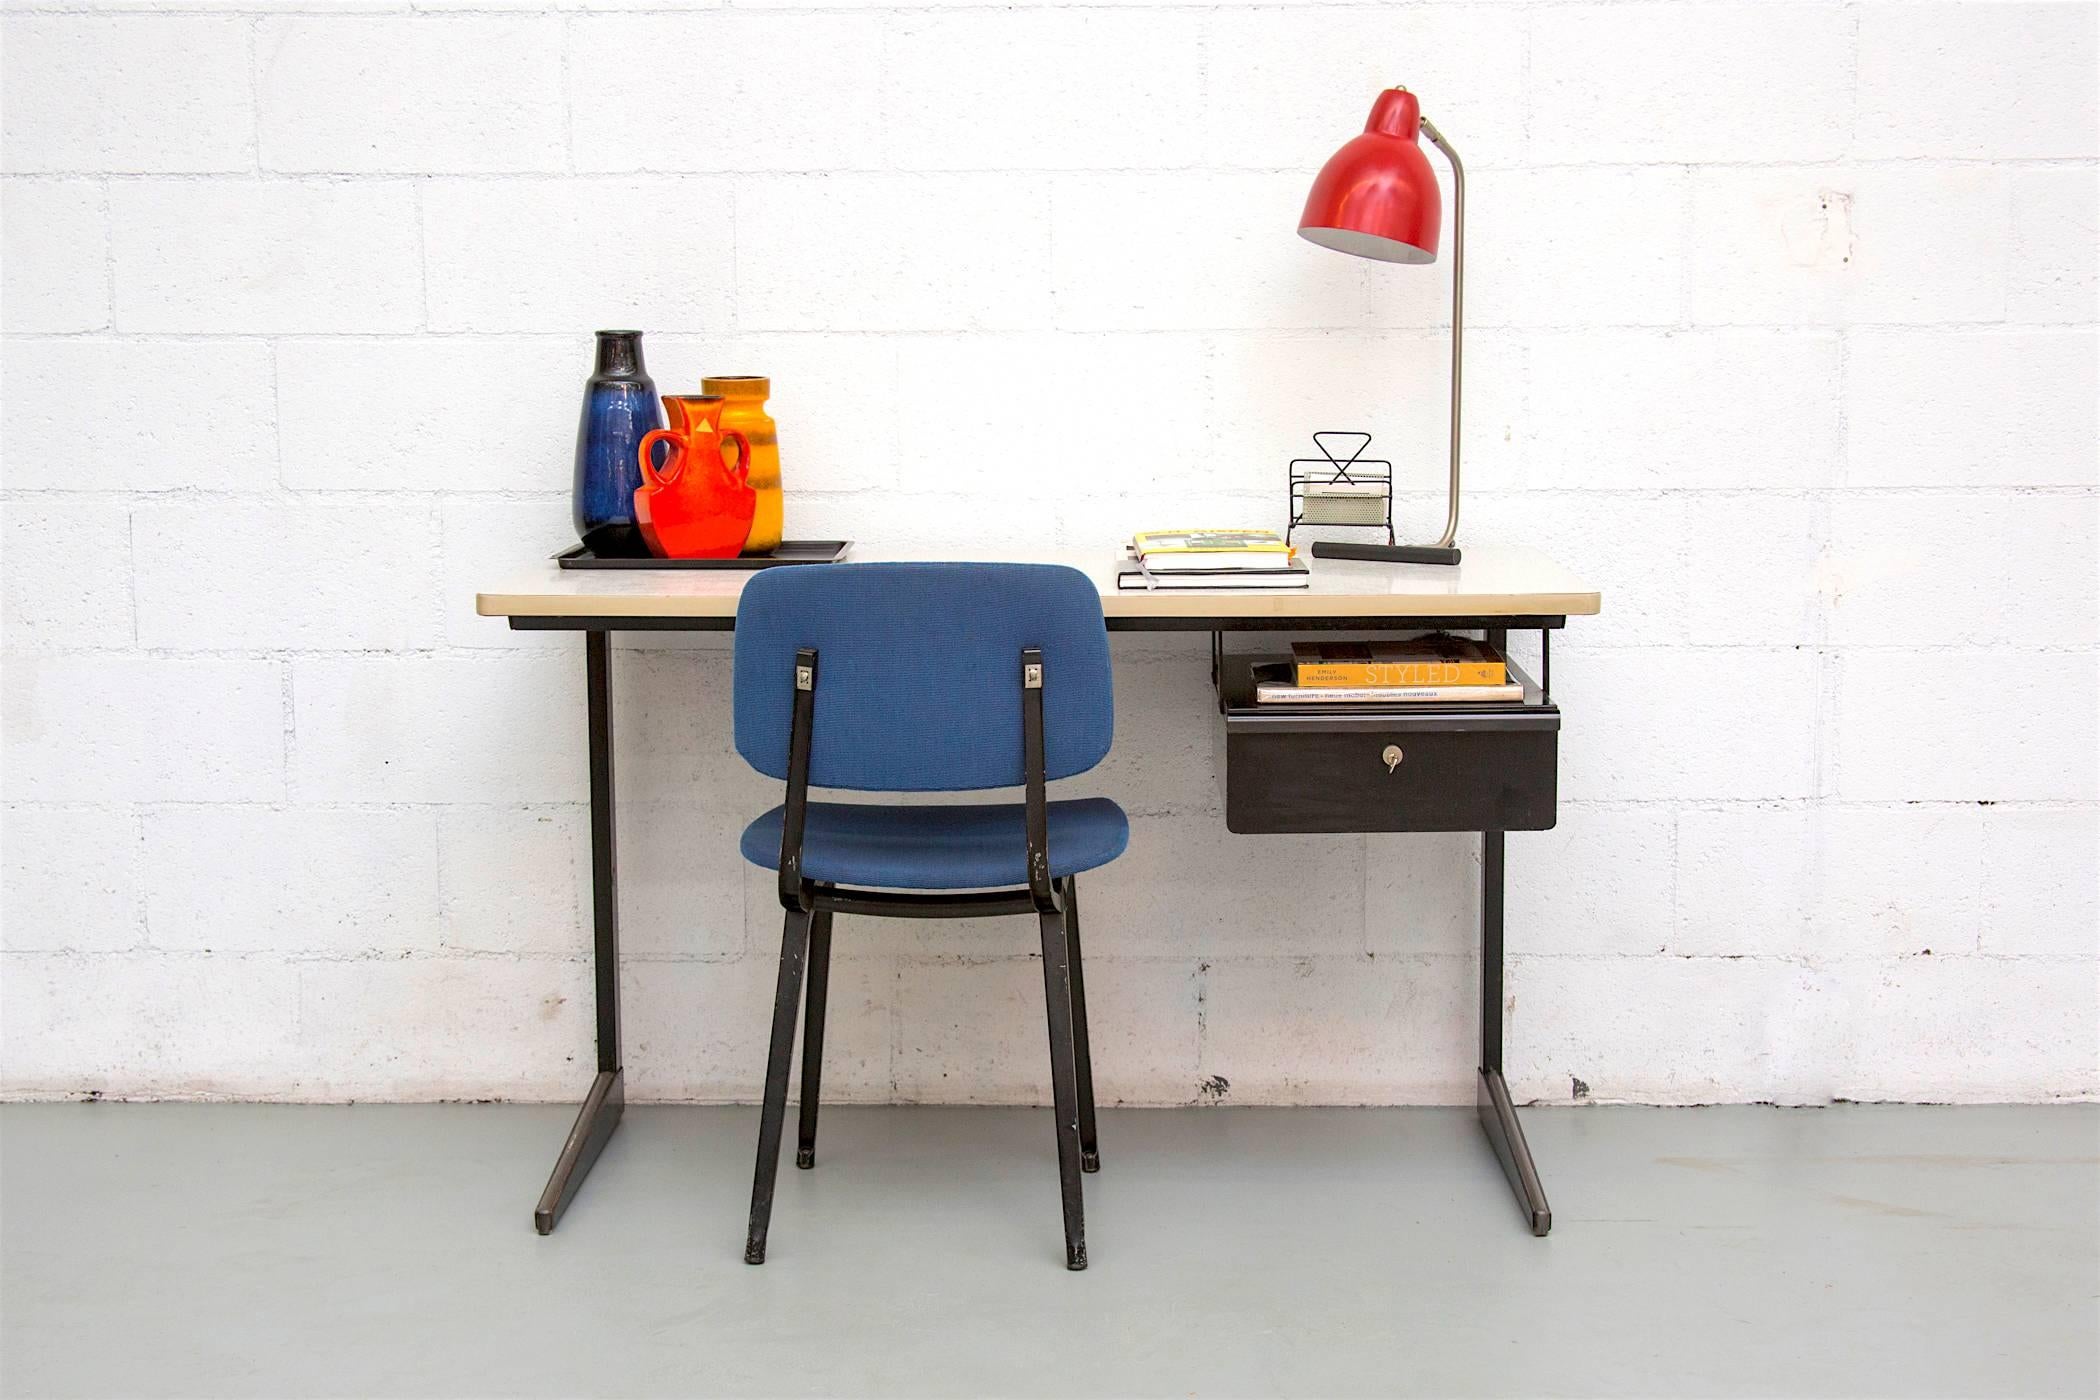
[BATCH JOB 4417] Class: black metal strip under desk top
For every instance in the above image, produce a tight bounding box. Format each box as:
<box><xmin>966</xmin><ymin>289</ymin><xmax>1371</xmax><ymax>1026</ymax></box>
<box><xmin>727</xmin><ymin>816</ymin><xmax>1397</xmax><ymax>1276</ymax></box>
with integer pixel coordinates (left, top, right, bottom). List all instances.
<box><xmin>509</xmin><ymin>614</ymin><xmax>1570</xmax><ymax>633</ymax></box>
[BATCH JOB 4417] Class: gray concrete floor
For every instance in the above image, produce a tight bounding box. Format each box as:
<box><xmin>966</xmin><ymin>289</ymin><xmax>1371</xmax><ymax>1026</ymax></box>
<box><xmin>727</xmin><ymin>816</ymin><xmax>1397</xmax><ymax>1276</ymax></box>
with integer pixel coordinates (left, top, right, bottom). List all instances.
<box><xmin>1</xmin><ymin>1104</ymin><xmax>2095</xmax><ymax>1399</ymax></box>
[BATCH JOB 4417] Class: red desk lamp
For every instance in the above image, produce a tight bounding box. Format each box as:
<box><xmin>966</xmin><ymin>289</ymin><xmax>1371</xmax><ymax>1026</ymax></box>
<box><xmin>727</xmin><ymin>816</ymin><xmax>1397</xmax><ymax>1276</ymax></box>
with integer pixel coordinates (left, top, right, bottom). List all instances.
<box><xmin>1298</xmin><ymin>87</ymin><xmax>1465</xmax><ymax>566</ymax></box>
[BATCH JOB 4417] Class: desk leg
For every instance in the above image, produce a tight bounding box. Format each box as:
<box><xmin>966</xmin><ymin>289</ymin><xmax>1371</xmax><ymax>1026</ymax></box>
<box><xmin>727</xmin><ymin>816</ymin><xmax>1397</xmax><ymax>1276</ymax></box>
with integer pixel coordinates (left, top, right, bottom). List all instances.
<box><xmin>535</xmin><ymin>630</ymin><xmax>626</xmax><ymax>1234</ymax></box>
<box><xmin>1477</xmin><ymin>828</ymin><xmax>1551</xmax><ymax>1236</ymax></box>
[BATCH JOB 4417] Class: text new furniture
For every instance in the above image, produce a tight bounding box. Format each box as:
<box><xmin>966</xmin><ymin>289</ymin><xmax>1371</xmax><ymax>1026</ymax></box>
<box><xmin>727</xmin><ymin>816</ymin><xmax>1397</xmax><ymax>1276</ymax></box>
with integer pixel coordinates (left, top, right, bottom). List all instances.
<box><xmin>477</xmin><ymin>544</ymin><xmax>1601</xmax><ymax>1258</ymax></box>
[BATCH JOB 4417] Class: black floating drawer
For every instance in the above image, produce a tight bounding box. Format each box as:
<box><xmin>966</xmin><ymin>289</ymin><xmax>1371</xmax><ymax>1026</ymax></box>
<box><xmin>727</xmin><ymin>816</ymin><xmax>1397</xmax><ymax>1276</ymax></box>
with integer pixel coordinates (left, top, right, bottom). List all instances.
<box><xmin>1216</xmin><ymin>656</ymin><xmax>1559</xmax><ymax>835</ymax></box>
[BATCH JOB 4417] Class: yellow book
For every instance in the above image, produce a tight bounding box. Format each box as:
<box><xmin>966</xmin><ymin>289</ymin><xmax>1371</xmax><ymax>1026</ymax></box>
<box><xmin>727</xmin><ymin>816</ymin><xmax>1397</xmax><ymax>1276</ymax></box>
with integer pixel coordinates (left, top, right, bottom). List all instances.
<box><xmin>1291</xmin><ymin>636</ymin><xmax>1507</xmax><ymax>689</ymax></box>
<box><xmin>1131</xmin><ymin>529</ymin><xmax>1295</xmax><ymax>572</ymax></box>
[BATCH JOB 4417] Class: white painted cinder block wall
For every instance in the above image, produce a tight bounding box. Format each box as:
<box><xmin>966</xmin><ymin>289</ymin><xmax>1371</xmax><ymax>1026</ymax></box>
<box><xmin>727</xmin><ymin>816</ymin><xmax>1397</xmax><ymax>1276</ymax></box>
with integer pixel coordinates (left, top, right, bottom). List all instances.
<box><xmin>1</xmin><ymin>0</ymin><xmax>2094</xmax><ymax>1108</ymax></box>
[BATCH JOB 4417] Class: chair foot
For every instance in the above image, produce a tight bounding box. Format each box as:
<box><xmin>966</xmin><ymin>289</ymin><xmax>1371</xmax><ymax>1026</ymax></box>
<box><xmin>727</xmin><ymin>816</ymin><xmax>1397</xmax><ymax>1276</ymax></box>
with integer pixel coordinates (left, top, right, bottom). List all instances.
<box><xmin>797</xmin><ymin>910</ymin><xmax>833</xmax><ymax>1178</ymax></box>
<box><xmin>1062</xmin><ymin>877</ymin><xmax>1102</xmax><ymax>1180</ymax></box>
<box><xmin>1037</xmin><ymin>905</ymin><xmax>1089</xmax><ymax>1273</ymax></box>
<box><xmin>745</xmin><ymin>906</ymin><xmax>812</xmax><ymax>1268</ymax></box>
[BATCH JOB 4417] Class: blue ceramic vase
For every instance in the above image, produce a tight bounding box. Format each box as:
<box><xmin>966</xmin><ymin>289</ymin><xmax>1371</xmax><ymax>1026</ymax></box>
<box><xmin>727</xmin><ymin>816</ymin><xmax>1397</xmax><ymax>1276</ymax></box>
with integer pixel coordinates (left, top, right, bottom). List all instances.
<box><xmin>573</xmin><ymin>330</ymin><xmax>664</xmax><ymax>557</ymax></box>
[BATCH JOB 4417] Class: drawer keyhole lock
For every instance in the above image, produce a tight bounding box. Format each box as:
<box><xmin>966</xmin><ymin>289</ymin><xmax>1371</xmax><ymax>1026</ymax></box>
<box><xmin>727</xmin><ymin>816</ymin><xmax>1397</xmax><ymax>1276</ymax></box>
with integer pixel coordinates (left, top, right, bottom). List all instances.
<box><xmin>1382</xmin><ymin>744</ymin><xmax>1404</xmax><ymax>774</ymax></box>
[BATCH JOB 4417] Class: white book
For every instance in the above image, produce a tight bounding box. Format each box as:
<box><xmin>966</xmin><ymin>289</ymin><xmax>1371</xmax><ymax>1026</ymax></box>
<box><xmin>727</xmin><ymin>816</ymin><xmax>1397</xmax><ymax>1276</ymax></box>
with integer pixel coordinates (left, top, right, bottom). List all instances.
<box><xmin>1116</xmin><ymin>560</ymin><xmax>1311</xmax><ymax>591</ymax></box>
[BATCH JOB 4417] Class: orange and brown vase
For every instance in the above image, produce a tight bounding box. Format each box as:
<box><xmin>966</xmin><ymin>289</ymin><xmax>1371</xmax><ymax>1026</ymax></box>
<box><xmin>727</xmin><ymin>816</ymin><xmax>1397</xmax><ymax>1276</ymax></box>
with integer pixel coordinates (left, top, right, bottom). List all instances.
<box><xmin>634</xmin><ymin>395</ymin><xmax>755</xmax><ymax>559</ymax></box>
<box><xmin>702</xmin><ymin>376</ymin><xmax>781</xmax><ymax>554</ymax></box>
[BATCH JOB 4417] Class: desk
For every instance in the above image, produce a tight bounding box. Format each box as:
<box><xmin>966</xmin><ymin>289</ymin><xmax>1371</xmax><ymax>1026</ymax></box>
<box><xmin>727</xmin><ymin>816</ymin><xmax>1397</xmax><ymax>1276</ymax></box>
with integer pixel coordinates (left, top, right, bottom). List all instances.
<box><xmin>478</xmin><ymin>544</ymin><xmax>1601</xmax><ymax>1238</ymax></box>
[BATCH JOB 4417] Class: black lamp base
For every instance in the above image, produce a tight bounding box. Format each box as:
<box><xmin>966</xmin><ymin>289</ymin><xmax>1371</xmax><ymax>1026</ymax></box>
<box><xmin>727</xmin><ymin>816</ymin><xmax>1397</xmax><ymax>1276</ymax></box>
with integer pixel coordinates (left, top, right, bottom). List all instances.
<box><xmin>1312</xmin><ymin>541</ymin><xmax>1462</xmax><ymax>567</ymax></box>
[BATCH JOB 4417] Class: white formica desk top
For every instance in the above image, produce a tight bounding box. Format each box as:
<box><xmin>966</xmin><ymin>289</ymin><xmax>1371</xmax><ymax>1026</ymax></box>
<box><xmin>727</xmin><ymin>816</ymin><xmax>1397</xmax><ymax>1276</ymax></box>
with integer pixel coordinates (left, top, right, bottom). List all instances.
<box><xmin>477</xmin><ymin>543</ymin><xmax>1601</xmax><ymax>625</ymax></box>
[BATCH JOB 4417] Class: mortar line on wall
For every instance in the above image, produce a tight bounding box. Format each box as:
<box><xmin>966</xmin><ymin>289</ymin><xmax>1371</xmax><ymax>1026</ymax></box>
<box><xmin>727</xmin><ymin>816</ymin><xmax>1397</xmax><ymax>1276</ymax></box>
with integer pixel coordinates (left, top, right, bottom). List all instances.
<box><xmin>427</xmin><ymin>494</ymin><xmax>446</xmax><ymax>644</ymax></box>
<box><xmin>264</xmin><ymin>337</ymin><xmax>286</xmax><ymax>487</ymax></box>
<box><xmin>1042</xmin><ymin>177</ymin><xmax>1060</xmax><ymax>336</ymax></box>
<box><xmin>14</xmin><ymin>484</ymin><xmax>2100</xmax><ymax>505</ymax></box>
<box><xmin>558</xmin><ymin>12</ymin><xmax>575</xmax><ymax>179</ymax></box>
<box><xmin>1675</xmin><ymin>161</ymin><xmax>1695</xmax><ymax>330</ymax></box>
<box><xmin>1193</xmin><ymin>955</ymin><xmax>1208</xmax><ymax>1095</ymax></box>
<box><xmin>1360</xmin><ymin>834</ymin><xmax>1374</xmax><ymax>961</ymax></box>
<box><xmin>13</xmin><ymin>155</ymin><xmax>2097</xmax><ymax>182</ymax></box>
<box><xmin>44</xmin><ymin>946</ymin><xmax>2098</xmax><ymax>971</ymax></box>
<box><xmin>11</xmin><ymin>318</ymin><xmax>2095</xmax><ymax>339</ymax></box>
<box><xmin>726</xmin><ymin>177</ymin><xmax>741</xmax><ymax>336</ymax></box>
<box><xmin>412</xmin><ymin>176</ymin><xmax>431</xmax><ymax>333</ymax></box>
<box><xmin>1517</xmin><ymin>0</ymin><xmax>1534</xmax><ymax>160</ymax></box>
<box><xmin>122</xmin><ymin>504</ymin><xmax>140</xmax><ymax>649</ymax></box>
<box><xmin>11</xmin><ymin>1</ymin><xmax>1857</xmax><ymax>16</ymax></box>
<box><xmin>871</xmin><ymin>9</ymin><xmax>894</xmax><ymax>175</ymax></box>
<box><xmin>278</xmin><ymin>655</ymin><xmax>296</xmax><ymax>808</ymax></box>
<box><xmin>125</xmin><ymin>805</ymin><xmax>152</xmax><ymax>953</ymax></box>
<box><xmin>1800</xmin><ymin>273</ymin><xmax>1846</xmax><ymax>916</ymax></box>
<box><xmin>1662</xmin><ymin>791</ymin><xmax>1683</xmax><ymax>960</ymax></box>
<box><xmin>7</xmin><ymin>640</ymin><xmax>2098</xmax><ymax>665</ymax></box>
<box><xmin>10</xmin><ymin>645</ymin><xmax>2100</xmax><ymax>680</ymax></box>
<box><xmin>98</xmin><ymin>177</ymin><xmax>115</xmax><ymax>334</ymax></box>
<box><xmin>888</xmin><ymin>958</ymin><xmax>902</xmax><ymax>1103</ymax></box>
<box><xmin>245</xmin><ymin>15</ymin><xmax>264</xmax><ymax>177</ymax></box>
<box><xmin>9</xmin><ymin>795</ymin><xmax>2091</xmax><ymax>815</ymax></box>
<box><xmin>1842</xmin><ymin>0</ymin><xmax>1865</xmax><ymax>164</ymax></box>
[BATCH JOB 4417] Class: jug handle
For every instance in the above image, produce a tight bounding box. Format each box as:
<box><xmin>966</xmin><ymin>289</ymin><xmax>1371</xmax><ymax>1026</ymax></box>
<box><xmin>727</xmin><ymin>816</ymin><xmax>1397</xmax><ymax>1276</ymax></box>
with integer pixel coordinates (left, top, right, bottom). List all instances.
<box><xmin>720</xmin><ymin>429</ymin><xmax>752</xmax><ymax>486</ymax></box>
<box><xmin>637</xmin><ymin>429</ymin><xmax>682</xmax><ymax>487</ymax></box>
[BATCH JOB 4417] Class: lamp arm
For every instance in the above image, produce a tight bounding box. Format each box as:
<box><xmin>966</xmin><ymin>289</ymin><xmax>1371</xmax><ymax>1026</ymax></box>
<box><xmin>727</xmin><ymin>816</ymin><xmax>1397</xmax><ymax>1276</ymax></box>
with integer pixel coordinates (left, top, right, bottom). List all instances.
<box><xmin>1419</xmin><ymin>117</ymin><xmax>1463</xmax><ymax>550</ymax></box>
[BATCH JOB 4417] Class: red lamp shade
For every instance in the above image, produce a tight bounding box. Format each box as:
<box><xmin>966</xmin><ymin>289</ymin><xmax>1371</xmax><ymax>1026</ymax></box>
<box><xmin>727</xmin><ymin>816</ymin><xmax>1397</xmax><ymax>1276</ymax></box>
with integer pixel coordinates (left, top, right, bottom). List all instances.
<box><xmin>1298</xmin><ymin>88</ymin><xmax>1441</xmax><ymax>264</ymax></box>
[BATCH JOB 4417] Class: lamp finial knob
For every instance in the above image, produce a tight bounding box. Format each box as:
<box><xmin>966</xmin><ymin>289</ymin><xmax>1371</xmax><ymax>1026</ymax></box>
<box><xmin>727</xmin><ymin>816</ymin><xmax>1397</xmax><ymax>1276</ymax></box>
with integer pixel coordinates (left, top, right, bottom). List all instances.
<box><xmin>1365</xmin><ymin>88</ymin><xmax>1422</xmax><ymax>141</ymax></box>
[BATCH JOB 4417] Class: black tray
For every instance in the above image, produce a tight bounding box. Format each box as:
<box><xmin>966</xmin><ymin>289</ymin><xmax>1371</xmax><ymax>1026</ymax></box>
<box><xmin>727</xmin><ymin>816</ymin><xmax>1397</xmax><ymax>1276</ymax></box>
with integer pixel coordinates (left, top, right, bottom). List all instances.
<box><xmin>556</xmin><ymin>541</ymin><xmax>850</xmax><ymax>570</ymax></box>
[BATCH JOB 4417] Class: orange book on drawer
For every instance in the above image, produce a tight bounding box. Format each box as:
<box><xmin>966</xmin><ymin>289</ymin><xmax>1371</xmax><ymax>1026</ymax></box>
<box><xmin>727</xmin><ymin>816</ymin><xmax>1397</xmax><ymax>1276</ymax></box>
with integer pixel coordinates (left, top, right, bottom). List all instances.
<box><xmin>1291</xmin><ymin>635</ymin><xmax>1506</xmax><ymax>688</ymax></box>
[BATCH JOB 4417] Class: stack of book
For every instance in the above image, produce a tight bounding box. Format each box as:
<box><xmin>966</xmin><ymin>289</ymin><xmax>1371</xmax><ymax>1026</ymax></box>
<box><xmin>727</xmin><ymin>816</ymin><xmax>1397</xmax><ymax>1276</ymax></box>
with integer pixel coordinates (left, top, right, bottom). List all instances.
<box><xmin>1117</xmin><ymin>529</ymin><xmax>1311</xmax><ymax>590</ymax></box>
<box><xmin>1253</xmin><ymin>635</ymin><xmax>1523</xmax><ymax>704</ymax></box>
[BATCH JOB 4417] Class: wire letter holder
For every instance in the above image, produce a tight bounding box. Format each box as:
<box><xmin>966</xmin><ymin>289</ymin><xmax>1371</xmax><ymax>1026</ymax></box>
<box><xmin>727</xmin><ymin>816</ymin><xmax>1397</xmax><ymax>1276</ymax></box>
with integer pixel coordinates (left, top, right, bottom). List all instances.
<box><xmin>1286</xmin><ymin>431</ymin><xmax>1396</xmax><ymax>547</ymax></box>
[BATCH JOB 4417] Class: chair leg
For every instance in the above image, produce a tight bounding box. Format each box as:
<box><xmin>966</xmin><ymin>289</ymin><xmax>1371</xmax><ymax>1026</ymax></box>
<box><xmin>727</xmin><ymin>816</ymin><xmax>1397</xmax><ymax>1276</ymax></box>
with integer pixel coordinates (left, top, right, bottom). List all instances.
<box><xmin>1060</xmin><ymin>876</ymin><xmax>1100</xmax><ymax>1173</ymax></box>
<box><xmin>1036</xmin><ymin>904</ymin><xmax>1089</xmax><ymax>1271</ymax></box>
<box><xmin>796</xmin><ymin>908</ymin><xmax>833</xmax><ymax>1169</ymax></box>
<box><xmin>745</xmin><ymin>905</ymin><xmax>811</xmax><ymax>1265</ymax></box>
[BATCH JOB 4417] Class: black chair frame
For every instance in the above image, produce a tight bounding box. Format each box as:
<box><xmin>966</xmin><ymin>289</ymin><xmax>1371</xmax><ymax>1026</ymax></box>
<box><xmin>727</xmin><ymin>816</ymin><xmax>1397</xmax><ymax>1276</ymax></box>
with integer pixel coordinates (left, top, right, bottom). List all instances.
<box><xmin>743</xmin><ymin>646</ymin><xmax>1101</xmax><ymax>1271</ymax></box>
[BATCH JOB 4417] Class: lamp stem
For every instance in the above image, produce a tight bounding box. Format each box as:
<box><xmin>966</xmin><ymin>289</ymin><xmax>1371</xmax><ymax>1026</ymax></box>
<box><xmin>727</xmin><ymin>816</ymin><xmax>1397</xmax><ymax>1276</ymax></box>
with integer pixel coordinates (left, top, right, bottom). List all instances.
<box><xmin>1420</xmin><ymin>117</ymin><xmax>1463</xmax><ymax>551</ymax></box>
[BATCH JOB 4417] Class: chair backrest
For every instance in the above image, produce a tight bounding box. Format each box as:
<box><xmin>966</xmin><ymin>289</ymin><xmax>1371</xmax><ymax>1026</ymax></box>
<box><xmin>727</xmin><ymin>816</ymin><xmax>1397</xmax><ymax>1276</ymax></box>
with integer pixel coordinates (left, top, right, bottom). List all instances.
<box><xmin>734</xmin><ymin>562</ymin><xmax>1114</xmax><ymax>792</ymax></box>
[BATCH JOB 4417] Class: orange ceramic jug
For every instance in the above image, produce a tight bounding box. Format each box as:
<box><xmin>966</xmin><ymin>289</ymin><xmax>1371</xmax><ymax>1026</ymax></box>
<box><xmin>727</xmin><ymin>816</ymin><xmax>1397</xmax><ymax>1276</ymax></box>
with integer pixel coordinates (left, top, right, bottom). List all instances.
<box><xmin>702</xmin><ymin>376</ymin><xmax>782</xmax><ymax>553</ymax></box>
<box><xmin>634</xmin><ymin>395</ymin><xmax>755</xmax><ymax>559</ymax></box>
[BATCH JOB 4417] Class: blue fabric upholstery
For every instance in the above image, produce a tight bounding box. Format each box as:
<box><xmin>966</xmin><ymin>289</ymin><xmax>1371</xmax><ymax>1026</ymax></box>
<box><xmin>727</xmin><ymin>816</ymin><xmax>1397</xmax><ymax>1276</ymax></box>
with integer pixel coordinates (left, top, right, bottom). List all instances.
<box><xmin>734</xmin><ymin>562</ymin><xmax>1114</xmax><ymax>791</ymax></box>
<box><xmin>740</xmin><ymin>798</ymin><xmax>1129</xmax><ymax>890</ymax></box>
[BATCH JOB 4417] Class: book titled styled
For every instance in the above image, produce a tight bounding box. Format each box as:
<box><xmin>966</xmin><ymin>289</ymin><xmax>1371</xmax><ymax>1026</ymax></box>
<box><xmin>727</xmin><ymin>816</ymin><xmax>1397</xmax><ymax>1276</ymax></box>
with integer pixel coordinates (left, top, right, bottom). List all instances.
<box><xmin>1251</xmin><ymin>661</ymin><xmax>1521</xmax><ymax>705</ymax></box>
<box><xmin>1291</xmin><ymin>635</ymin><xmax>1506</xmax><ymax>688</ymax></box>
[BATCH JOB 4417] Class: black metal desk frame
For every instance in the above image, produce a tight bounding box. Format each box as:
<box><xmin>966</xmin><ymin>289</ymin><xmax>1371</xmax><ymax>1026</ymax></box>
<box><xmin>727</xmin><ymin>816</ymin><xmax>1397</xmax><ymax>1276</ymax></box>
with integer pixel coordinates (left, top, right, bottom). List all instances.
<box><xmin>510</xmin><ymin>608</ymin><xmax>1565</xmax><ymax>1240</ymax></box>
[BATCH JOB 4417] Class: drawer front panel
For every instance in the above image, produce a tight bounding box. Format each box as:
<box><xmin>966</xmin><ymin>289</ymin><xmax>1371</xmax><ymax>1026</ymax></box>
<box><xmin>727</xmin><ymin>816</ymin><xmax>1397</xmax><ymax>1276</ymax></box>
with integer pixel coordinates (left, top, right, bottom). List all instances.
<box><xmin>1223</xmin><ymin>725</ymin><xmax>1557</xmax><ymax>833</ymax></box>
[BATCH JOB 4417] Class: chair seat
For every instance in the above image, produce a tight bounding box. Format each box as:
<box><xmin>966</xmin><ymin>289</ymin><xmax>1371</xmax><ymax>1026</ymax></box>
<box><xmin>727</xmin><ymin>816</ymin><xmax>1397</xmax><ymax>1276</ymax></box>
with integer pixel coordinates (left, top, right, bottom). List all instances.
<box><xmin>740</xmin><ymin>797</ymin><xmax>1129</xmax><ymax>891</ymax></box>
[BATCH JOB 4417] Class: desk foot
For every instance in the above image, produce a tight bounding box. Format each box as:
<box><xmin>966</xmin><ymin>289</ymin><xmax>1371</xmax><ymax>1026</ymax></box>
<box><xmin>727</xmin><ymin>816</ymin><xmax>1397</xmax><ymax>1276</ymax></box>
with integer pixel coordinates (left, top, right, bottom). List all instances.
<box><xmin>535</xmin><ymin>1068</ymin><xmax>625</xmax><ymax>1235</ymax></box>
<box><xmin>1476</xmin><ymin>1068</ymin><xmax>1551</xmax><ymax>1236</ymax></box>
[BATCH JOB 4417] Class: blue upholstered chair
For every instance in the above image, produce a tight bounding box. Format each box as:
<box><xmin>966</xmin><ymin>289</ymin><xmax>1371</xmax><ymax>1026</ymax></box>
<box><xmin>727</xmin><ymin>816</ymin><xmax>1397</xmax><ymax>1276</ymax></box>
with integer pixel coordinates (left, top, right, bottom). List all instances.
<box><xmin>733</xmin><ymin>562</ymin><xmax>1128</xmax><ymax>1271</ymax></box>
